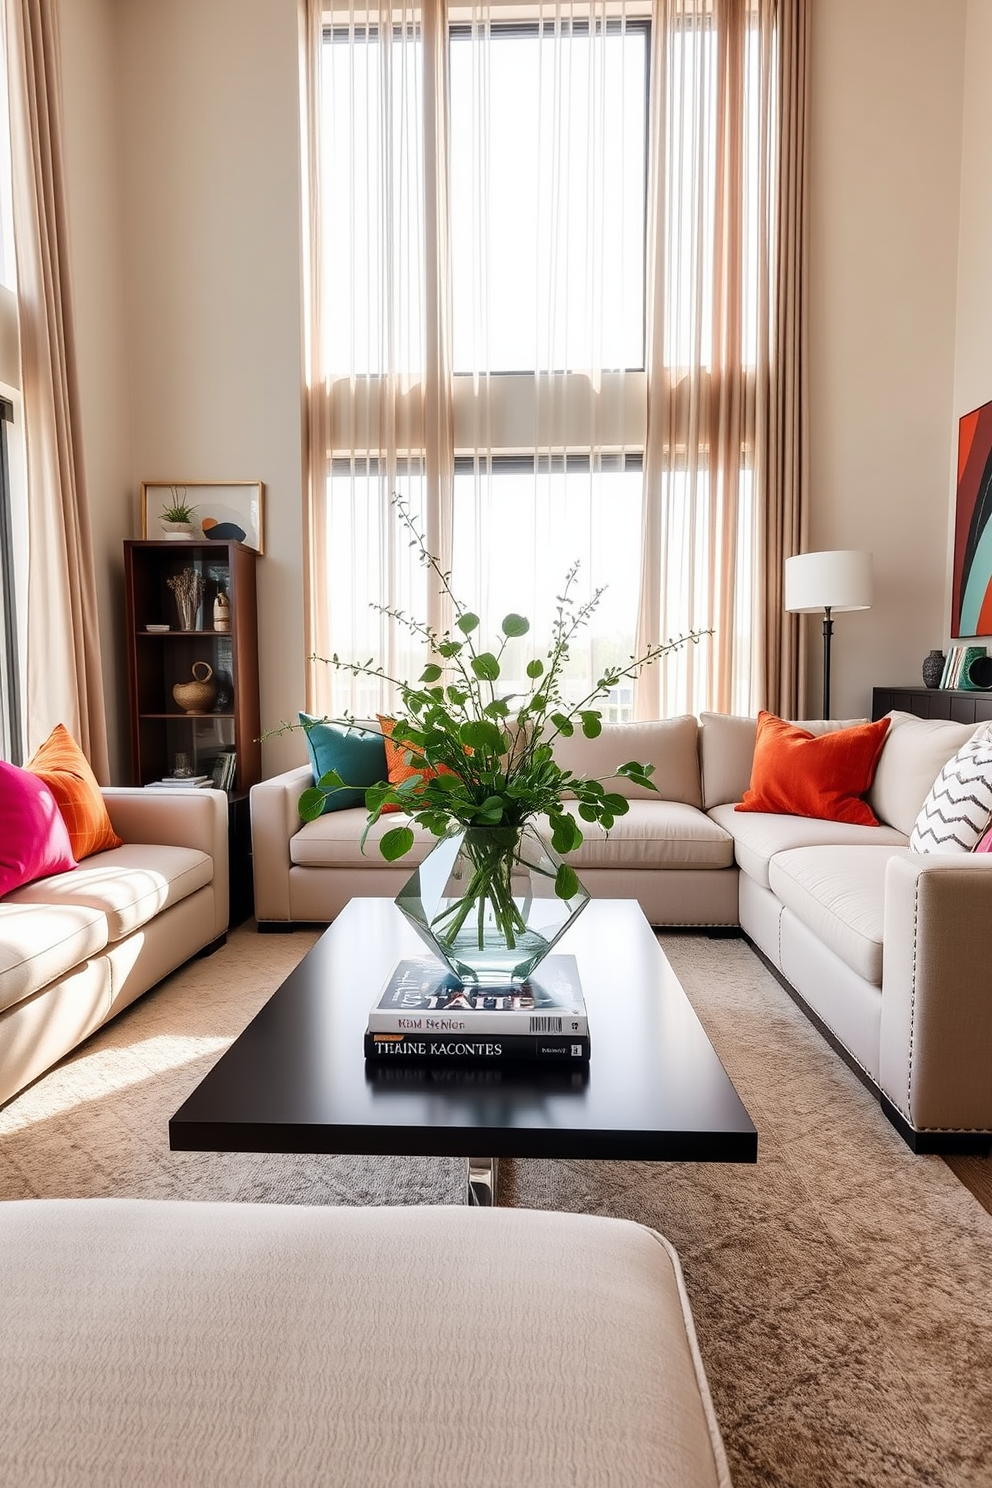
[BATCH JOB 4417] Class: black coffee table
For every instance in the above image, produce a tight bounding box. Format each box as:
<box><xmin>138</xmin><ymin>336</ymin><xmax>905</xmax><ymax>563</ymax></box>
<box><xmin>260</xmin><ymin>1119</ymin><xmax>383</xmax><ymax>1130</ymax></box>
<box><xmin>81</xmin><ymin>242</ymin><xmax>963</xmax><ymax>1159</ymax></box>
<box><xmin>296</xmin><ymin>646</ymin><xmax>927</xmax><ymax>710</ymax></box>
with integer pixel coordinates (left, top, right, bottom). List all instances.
<box><xmin>170</xmin><ymin>898</ymin><xmax>757</xmax><ymax>1203</ymax></box>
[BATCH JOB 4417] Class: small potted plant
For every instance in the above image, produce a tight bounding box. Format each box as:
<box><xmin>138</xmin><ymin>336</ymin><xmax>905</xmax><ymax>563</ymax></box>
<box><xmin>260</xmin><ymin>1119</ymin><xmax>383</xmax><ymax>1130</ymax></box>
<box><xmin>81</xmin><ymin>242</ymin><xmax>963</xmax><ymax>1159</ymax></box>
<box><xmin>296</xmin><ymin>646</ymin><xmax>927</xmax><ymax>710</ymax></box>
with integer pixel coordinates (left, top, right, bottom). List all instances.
<box><xmin>159</xmin><ymin>488</ymin><xmax>200</xmax><ymax>539</ymax></box>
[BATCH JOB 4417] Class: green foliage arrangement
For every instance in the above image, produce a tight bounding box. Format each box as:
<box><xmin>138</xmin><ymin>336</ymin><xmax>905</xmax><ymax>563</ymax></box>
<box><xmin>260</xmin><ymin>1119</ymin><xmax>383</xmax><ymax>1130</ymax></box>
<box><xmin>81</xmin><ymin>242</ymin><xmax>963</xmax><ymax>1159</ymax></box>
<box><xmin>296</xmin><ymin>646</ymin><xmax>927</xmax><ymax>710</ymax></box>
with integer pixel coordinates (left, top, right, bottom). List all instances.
<box><xmin>290</xmin><ymin>499</ymin><xmax>706</xmax><ymax>913</ymax></box>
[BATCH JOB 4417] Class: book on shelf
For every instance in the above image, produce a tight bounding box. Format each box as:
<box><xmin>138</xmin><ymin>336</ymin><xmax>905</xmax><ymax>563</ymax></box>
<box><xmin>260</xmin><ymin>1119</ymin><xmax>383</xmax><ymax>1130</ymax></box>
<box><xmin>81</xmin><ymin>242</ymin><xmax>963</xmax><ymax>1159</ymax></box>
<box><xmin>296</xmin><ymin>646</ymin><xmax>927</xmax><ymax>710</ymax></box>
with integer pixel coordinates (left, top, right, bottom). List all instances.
<box><xmin>364</xmin><ymin>1030</ymin><xmax>591</xmax><ymax>1063</ymax></box>
<box><xmin>148</xmin><ymin>774</ymin><xmax>211</xmax><ymax>787</ymax></box>
<box><xmin>367</xmin><ymin>954</ymin><xmax>588</xmax><ymax>1036</ymax></box>
<box><xmin>210</xmin><ymin>750</ymin><xmax>237</xmax><ymax>792</ymax></box>
<box><xmin>958</xmin><ymin>645</ymin><xmax>988</xmax><ymax>690</ymax></box>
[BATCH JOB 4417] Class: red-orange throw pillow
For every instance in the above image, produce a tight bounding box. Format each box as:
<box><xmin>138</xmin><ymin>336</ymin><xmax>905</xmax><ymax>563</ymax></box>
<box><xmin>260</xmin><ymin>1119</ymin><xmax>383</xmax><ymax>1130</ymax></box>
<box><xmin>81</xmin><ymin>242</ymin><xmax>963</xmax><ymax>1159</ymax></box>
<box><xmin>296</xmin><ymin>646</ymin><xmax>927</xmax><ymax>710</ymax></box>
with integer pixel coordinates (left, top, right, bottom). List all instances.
<box><xmin>26</xmin><ymin>724</ymin><xmax>124</xmax><ymax>859</ymax></box>
<box><xmin>377</xmin><ymin>715</ymin><xmax>454</xmax><ymax>813</ymax></box>
<box><xmin>735</xmin><ymin>711</ymin><xmax>891</xmax><ymax>826</ymax></box>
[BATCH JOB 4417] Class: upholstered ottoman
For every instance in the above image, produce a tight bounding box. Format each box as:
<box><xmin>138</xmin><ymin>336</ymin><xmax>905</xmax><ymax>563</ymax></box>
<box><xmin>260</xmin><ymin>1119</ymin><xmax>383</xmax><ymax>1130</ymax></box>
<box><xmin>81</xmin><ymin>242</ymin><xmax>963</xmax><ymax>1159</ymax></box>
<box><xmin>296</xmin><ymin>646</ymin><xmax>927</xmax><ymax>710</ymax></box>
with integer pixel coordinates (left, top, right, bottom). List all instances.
<box><xmin>0</xmin><ymin>1199</ymin><xmax>729</xmax><ymax>1487</ymax></box>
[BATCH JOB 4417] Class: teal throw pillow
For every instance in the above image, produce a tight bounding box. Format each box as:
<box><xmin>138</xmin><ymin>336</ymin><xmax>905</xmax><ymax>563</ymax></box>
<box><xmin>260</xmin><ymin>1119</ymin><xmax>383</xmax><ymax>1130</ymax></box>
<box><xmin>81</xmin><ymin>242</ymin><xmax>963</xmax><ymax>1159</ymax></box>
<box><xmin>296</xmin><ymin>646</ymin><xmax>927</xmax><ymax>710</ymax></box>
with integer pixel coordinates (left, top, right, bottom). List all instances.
<box><xmin>298</xmin><ymin>714</ymin><xmax>387</xmax><ymax>814</ymax></box>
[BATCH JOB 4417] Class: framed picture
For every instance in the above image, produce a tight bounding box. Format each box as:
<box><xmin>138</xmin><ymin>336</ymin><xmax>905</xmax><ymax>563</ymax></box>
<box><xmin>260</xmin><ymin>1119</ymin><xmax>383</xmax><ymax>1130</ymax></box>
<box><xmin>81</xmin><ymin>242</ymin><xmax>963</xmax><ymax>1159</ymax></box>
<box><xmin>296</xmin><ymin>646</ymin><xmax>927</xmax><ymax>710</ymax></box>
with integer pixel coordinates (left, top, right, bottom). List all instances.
<box><xmin>140</xmin><ymin>481</ymin><xmax>265</xmax><ymax>555</ymax></box>
<box><xmin>952</xmin><ymin>402</ymin><xmax>992</xmax><ymax>638</ymax></box>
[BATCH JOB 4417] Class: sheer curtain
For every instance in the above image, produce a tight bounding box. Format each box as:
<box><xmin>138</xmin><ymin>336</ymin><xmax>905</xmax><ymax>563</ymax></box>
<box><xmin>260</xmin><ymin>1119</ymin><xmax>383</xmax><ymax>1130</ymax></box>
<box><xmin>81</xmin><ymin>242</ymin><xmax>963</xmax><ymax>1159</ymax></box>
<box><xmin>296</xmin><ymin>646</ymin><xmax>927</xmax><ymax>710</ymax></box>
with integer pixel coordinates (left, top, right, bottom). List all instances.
<box><xmin>304</xmin><ymin>0</ymin><xmax>806</xmax><ymax>721</ymax></box>
<box><xmin>3</xmin><ymin>0</ymin><xmax>110</xmax><ymax>773</ymax></box>
<box><xmin>636</xmin><ymin>0</ymin><xmax>806</xmax><ymax>719</ymax></box>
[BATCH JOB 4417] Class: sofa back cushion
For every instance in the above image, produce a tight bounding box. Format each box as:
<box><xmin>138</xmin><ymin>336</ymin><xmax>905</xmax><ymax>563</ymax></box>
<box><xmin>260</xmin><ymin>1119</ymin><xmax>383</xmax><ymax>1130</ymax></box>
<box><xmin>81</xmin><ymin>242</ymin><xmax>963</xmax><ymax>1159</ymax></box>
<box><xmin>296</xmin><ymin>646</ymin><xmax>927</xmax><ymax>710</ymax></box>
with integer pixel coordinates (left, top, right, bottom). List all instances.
<box><xmin>551</xmin><ymin>716</ymin><xmax>701</xmax><ymax>806</ymax></box>
<box><xmin>699</xmin><ymin>712</ymin><xmax>866</xmax><ymax>810</ymax></box>
<box><xmin>866</xmin><ymin>711</ymin><xmax>982</xmax><ymax>834</ymax></box>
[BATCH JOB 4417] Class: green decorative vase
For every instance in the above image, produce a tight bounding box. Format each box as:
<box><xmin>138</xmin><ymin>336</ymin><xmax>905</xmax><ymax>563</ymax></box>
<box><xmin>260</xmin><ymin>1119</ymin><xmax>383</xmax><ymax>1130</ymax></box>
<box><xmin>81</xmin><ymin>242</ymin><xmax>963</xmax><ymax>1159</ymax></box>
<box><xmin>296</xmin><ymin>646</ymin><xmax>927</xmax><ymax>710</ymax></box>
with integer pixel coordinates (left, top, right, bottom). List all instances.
<box><xmin>395</xmin><ymin>822</ymin><xmax>589</xmax><ymax>985</ymax></box>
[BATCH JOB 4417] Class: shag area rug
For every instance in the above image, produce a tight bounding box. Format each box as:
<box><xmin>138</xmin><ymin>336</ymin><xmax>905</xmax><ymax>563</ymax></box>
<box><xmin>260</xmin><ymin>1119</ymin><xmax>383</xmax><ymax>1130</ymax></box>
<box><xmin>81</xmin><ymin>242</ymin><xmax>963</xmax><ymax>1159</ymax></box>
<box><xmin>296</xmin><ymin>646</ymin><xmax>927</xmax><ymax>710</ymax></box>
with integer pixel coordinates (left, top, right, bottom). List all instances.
<box><xmin>1</xmin><ymin>922</ymin><xmax>990</xmax><ymax>1488</ymax></box>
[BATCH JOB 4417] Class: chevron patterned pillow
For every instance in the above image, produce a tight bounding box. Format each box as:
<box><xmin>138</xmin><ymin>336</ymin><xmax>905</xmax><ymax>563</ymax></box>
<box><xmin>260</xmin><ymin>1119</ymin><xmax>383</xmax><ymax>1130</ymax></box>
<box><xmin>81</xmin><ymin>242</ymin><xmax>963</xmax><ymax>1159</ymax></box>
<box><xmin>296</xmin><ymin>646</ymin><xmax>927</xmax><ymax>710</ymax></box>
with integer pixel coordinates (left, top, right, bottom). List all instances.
<box><xmin>910</xmin><ymin>727</ymin><xmax>992</xmax><ymax>853</ymax></box>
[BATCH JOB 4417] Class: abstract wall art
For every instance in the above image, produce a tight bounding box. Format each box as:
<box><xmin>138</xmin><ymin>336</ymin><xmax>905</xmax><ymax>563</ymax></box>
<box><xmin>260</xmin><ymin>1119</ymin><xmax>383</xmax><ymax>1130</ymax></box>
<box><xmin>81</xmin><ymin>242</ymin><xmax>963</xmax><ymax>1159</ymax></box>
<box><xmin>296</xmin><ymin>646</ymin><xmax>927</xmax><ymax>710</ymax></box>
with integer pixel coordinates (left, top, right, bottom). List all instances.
<box><xmin>140</xmin><ymin>481</ymin><xmax>265</xmax><ymax>554</ymax></box>
<box><xmin>952</xmin><ymin>399</ymin><xmax>992</xmax><ymax>638</ymax></box>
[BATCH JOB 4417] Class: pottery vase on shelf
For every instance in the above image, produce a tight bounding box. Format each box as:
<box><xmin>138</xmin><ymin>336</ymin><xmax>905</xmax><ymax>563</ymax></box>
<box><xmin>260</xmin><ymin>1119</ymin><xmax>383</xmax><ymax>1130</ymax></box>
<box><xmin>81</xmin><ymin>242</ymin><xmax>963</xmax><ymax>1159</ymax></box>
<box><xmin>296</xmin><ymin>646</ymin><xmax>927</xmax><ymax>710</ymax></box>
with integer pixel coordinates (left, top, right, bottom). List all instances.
<box><xmin>213</xmin><ymin>592</ymin><xmax>231</xmax><ymax>632</ymax></box>
<box><xmin>172</xmin><ymin>662</ymin><xmax>218</xmax><ymax>714</ymax></box>
<box><xmin>921</xmin><ymin>650</ymin><xmax>946</xmax><ymax>689</ymax></box>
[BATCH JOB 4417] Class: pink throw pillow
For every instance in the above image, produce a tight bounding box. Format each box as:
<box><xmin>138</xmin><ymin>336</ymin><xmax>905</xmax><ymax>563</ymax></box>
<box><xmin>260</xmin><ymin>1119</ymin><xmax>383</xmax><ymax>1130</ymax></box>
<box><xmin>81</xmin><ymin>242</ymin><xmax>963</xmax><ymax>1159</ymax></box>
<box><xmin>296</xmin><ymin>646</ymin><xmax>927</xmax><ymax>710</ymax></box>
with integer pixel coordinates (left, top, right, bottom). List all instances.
<box><xmin>973</xmin><ymin>824</ymin><xmax>992</xmax><ymax>853</ymax></box>
<box><xmin>0</xmin><ymin>760</ymin><xmax>78</xmax><ymax>897</ymax></box>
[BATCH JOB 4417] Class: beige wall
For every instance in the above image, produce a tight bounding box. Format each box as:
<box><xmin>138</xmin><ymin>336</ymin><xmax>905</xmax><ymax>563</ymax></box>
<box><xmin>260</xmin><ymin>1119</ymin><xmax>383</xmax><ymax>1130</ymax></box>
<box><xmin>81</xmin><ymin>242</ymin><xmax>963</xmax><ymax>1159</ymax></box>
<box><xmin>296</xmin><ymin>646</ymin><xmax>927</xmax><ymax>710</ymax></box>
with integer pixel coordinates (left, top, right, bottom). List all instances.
<box><xmin>115</xmin><ymin>0</ymin><xmax>307</xmax><ymax>779</ymax></box>
<box><xmin>952</xmin><ymin>0</ymin><xmax>992</xmax><ymax>606</ymax></box>
<box><xmin>60</xmin><ymin>0</ymin><xmax>307</xmax><ymax>780</ymax></box>
<box><xmin>806</xmin><ymin>0</ymin><xmax>966</xmax><ymax>720</ymax></box>
<box><xmin>59</xmin><ymin>0</ymin><xmax>983</xmax><ymax>772</ymax></box>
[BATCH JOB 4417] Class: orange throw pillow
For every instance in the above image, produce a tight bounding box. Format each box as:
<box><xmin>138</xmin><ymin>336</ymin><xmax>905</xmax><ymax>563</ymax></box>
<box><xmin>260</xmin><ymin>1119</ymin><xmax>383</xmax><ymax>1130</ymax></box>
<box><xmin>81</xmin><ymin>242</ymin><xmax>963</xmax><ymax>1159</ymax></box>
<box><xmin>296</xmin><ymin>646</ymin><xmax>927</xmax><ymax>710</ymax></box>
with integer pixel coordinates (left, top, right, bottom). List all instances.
<box><xmin>26</xmin><ymin>724</ymin><xmax>124</xmax><ymax>859</ymax></box>
<box><xmin>377</xmin><ymin>715</ymin><xmax>454</xmax><ymax>813</ymax></box>
<box><xmin>735</xmin><ymin>711</ymin><xmax>891</xmax><ymax>826</ymax></box>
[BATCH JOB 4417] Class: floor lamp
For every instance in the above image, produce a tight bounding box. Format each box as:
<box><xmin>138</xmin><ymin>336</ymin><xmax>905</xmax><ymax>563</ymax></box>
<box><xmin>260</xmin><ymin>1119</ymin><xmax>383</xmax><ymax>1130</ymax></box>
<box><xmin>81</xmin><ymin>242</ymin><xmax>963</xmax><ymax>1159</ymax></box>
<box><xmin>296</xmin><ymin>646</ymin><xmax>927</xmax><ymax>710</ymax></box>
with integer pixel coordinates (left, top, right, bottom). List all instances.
<box><xmin>785</xmin><ymin>551</ymin><xmax>873</xmax><ymax>719</ymax></box>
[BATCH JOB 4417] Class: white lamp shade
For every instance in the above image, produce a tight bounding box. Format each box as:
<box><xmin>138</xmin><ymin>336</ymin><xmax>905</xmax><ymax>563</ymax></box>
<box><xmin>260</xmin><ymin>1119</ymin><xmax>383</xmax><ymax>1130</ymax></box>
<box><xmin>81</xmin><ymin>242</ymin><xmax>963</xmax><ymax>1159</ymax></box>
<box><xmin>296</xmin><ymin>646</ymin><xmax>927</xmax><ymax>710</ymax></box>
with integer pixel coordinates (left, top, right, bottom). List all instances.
<box><xmin>784</xmin><ymin>550</ymin><xmax>873</xmax><ymax>614</ymax></box>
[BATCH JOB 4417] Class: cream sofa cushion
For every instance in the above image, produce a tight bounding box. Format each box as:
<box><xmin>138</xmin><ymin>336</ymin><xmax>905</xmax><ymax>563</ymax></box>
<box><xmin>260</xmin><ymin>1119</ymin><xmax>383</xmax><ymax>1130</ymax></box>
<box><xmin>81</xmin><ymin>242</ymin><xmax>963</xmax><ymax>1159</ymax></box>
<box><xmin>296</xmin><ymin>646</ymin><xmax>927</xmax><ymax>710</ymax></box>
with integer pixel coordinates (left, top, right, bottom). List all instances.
<box><xmin>562</xmin><ymin>800</ymin><xmax>735</xmax><ymax>870</ymax></box>
<box><xmin>698</xmin><ymin>713</ymin><xmax>867</xmax><ymax>811</ymax></box>
<box><xmin>866</xmin><ymin>711</ymin><xmax>981</xmax><ymax>834</ymax></box>
<box><xmin>767</xmin><ymin>844</ymin><xmax>906</xmax><ymax>986</ymax></box>
<box><xmin>291</xmin><ymin>807</ymin><xmax>437</xmax><ymax>869</ymax></box>
<box><xmin>0</xmin><ymin>1199</ymin><xmax>731</xmax><ymax>1488</ymax></box>
<box><xmin>552</xmin><ymin>716</ymin><xmax>702</xmax><ymax>805</ymax></box>
<box><xmin>0</xmin><ymin>902</ymin><xmax>109</xmax><ymax>1014</ymax></box>
<box><xmin>5</xmin><ymin>844</ymin><xmax>213</xmax><ymax>942</ymax></box>
<box><xmin>708</xmin><ymin>801</ymin><xmax>906</xmax><ymax>890</ymax></box>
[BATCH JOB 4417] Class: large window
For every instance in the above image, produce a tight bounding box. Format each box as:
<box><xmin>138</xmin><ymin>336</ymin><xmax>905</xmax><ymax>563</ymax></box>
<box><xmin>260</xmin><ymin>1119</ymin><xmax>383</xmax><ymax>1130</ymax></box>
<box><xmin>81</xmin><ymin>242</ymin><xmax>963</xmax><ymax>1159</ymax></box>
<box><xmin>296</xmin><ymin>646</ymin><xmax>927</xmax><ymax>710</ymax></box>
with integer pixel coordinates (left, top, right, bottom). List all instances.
<box><xmin>307</xmin><ymin>0</ymin><xmax>783</xmax><ymax>721</ymax></box>
<box><xmin>449</xmin><ymin>22</ymin><xmax>647</xmax><ymax>376</ymax></box>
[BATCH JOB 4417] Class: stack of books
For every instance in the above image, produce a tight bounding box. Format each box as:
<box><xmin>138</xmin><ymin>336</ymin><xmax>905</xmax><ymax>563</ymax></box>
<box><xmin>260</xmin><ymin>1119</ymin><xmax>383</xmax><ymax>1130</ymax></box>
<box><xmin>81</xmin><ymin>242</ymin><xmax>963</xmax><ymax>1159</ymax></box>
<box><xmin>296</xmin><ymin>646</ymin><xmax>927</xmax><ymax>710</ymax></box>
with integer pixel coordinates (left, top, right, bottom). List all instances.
<box><xmin>940</xmin><ymin>645</ymin><xmax>988</xmax><ymax>689</ymax></box>
<box><xmin>364</xmin><ymin>954</ymin><xmax>590</xmax><ymax>1064</ymax></box>
<box><xmin>210</xmin><ymin>751</ymin><xmax>237</xmax><ymax>791</ymax></box>
<box><xmin>148</xmin><ymin>773</ymin><xmax>211</xmax><ymax>788</ymax></box>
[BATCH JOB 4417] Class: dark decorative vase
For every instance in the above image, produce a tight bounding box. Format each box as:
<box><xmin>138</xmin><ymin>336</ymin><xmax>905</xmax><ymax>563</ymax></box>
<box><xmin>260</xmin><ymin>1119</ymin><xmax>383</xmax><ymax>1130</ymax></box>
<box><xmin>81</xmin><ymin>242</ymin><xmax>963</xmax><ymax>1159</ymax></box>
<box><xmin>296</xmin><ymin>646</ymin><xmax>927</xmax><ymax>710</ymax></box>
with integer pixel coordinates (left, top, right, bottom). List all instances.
<box><xmin>922</xmin><ymin>650</ymin><xmax>946</xmax><ymax>689</ymax></box>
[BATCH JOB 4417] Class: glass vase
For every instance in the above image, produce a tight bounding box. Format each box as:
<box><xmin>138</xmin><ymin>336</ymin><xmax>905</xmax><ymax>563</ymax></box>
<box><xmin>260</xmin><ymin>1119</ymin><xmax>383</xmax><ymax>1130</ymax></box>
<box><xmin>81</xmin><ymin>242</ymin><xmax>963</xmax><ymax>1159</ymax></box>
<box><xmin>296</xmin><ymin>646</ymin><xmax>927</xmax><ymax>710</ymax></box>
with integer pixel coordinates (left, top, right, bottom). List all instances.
<box><xmin>395</xmin><ymin>821</ymin><xmax>589</xmax><ymax>985</ymax></box>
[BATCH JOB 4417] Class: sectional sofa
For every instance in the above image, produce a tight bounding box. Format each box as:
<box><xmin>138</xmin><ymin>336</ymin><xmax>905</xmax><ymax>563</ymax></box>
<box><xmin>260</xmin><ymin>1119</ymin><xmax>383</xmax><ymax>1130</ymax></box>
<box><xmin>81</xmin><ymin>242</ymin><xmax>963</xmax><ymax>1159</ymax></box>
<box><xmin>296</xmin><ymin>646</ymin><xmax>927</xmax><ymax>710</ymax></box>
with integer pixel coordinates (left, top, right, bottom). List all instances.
<box><xmin>251</xmin><ymin>710</ymin><xmax>992</xmax><ymax>1151</ymax></box>
<box><xmin>0</xmin><ymin>786</ymin><xmax>229</xmax><ymax>1108</ymax></box>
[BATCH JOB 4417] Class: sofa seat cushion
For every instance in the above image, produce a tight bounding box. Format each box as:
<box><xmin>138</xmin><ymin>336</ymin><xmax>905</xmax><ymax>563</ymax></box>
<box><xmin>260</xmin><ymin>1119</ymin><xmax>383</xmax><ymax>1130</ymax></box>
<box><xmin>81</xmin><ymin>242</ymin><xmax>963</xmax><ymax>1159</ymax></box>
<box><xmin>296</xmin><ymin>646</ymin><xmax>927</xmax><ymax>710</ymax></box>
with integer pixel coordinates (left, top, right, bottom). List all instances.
<box><xmin>767</xmin><ymin>844</ymin><xmax>907</xmax><ymax>986</ymax></box>
<box><xmin>0</xmin><ymin>1199</ymin><xmax>730</xmax><ymax>1488</ymax></box>
<box><xmin>291</xmin><ymin>807</ymin><xmax>437</xmax><ymax>869</ymax></box>
<box><xmin>0</xmin><ymin>902</ymin><xmax>110</xmax><ymax>1014</ymax></box>
<box><xmin>562</xmin><ymin>801</ymin><xmax>735</xmax><ymax>870</ymax></box>
<box><xmin>5</xmin><ymin>844</ymin><xmax>213</xmax><ymax>942</ymax></box>
<box><xmin>710</xmin><ymin>801</ymin><xmax>906</xmax><ymax>889</ymax></box>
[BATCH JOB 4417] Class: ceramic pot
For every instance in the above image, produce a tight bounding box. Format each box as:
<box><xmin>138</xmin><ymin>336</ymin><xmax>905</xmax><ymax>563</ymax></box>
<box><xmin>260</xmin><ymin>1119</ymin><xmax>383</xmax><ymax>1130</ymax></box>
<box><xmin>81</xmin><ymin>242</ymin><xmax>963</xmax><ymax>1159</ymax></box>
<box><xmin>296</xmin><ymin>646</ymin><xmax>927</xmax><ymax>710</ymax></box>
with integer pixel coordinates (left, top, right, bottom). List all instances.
<box><xmin>394</xmin><ymin>822</ymin><xmax>589</xmax><ymax>985</ymax></box>
<box><xmin>922</xmin><ymin>650</ymin><xmax>946</xmax><ymax>689</ymax></box>
<box><xmin>160</xmin><ymin>520</ymin><xmax>199</xmax><ymax>540</ymax></box>
<box><xmin>173</xmin><ymin>661</ymin><xmax>218</xmax><ymax>714</ymax></box>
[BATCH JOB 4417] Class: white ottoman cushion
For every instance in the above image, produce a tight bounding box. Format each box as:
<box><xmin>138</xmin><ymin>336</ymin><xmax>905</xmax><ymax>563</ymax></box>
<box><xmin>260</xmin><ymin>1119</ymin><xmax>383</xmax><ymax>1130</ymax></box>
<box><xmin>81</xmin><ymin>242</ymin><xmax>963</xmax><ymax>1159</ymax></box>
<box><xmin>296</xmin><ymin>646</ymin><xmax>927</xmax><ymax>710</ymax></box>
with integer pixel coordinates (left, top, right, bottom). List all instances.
<box><xmin>0</xmin><ymin>1199</ymin><xmax>730</xmax><ymax>1488</ymax></box>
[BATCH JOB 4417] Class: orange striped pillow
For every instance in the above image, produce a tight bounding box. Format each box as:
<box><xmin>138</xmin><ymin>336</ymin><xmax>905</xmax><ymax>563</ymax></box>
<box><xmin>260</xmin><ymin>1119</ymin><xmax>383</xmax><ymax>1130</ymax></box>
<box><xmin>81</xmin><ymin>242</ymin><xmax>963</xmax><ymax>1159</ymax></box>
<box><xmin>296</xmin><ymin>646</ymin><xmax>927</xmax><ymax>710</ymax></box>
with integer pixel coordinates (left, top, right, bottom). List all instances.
<box><xmin>26</xmin><ymin>724</ymin><xmax>124</xmax><ymax>859</ymax></box>
<box><xmin>377</xmin><ymin>715</ymin><xmax>455</xmax><ymax>812</ymax></box>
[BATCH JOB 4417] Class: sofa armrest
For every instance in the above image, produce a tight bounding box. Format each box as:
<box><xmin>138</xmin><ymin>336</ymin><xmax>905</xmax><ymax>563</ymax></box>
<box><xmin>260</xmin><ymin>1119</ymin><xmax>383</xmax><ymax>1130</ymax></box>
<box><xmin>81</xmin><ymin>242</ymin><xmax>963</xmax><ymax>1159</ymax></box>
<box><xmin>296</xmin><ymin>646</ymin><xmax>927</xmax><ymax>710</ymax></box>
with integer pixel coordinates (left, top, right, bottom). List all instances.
<box><xmin>880</xmin><ymin>851</ymin><xmax>992</xmax><ymax>1132</ymax></box>
<box><xmin>101</xmin><ymin>787</ymin><xmax>229</xmax><ymax>938</ymax></box>
<box><xmin>249</xmin><ymin>766</ymin><xmax>312</xmax><ymax>921</ymax></box>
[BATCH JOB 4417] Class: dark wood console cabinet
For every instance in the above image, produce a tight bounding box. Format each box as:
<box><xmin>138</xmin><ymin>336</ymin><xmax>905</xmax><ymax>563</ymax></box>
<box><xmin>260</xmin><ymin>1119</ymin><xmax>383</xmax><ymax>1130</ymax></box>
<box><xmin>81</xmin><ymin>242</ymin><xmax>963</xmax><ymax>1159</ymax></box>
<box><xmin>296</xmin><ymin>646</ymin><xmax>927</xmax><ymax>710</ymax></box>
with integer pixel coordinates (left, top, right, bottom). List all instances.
<box><xmin>872</xmin><ymin>685</ymin><xmax>992</xmax><ymax>725</ymax></box>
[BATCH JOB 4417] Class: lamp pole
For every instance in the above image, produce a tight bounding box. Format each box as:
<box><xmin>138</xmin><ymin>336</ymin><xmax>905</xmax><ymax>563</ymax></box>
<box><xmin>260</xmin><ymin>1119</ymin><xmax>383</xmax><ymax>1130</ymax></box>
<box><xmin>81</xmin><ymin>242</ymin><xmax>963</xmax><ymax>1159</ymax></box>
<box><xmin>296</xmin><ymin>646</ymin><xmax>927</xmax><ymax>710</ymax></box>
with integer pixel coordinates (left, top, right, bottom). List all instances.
<box><xmin>821</xmin><ymin>606</ymin><xmax>834</xmax><ymax>719</ymax></box>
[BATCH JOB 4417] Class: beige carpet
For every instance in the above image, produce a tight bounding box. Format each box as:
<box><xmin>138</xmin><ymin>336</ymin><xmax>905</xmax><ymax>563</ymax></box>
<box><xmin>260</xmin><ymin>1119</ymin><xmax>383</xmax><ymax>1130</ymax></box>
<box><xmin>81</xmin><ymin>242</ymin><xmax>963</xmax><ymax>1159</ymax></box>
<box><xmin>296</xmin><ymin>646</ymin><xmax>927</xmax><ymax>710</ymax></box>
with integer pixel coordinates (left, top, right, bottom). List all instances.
<box><xmin>2</xmin><ymin>923</ymin><xmax>991</xmax><ymax>1488</ymax></box>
